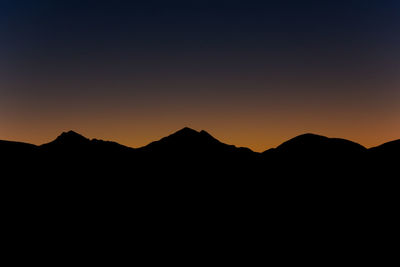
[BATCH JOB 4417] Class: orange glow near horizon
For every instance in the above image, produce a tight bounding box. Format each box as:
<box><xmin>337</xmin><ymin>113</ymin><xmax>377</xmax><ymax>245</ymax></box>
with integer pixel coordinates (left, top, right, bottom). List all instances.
<box><xmin>1</xmin><ymin>92</ymin><xmax>399</xmax><ymax>152</ymax></box>
<box><xmin>1</xmin><ymin>1</ymin><xmax>399</xmax><ymax>152</ymax></box>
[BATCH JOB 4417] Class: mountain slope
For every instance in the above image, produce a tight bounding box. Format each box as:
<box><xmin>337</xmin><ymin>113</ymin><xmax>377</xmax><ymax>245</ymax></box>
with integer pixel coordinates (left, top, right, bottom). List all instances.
<box><xmin>275</xmin><ymin>133</ymin><xmax>366</xmax><ymax>154</ymax></box>
<box><xmin>40</xmin><ymin>130</ymin><xmax>134</xmax><ymax>153</ymax></box>
<box><xmin>261</xmin><ymin>133</ymin><xmax>368</xmax><ymax>177</ymax></box>
<box><xmin>368</xmin><ymin>139</ymin><xmax>400</xmax><ymax>169</ymax></box>
<box><xmin>136</xmin><ymin>127</ymin><xmax>258</xmax><ymax>175</ymax></box>
<box><xmin>0</xmin><ymin>140</ymin><xmax>37</xmax><ymax>159</ymax></box>
<box><xmin>2</xmin><ymin>129</ymin><xmax>396</xmax><ymax>257</ymax></box>
<box><xmin>1</xmin><ymin>129</ymin><xmax>398</xmax><ymax>177</ymax></box>
<box><xmin>369</xmin><ymin>139</ymin><xmax>400</xmax><ymax>155</ymax></box>
<box><xmin>37</xmin><ymin>131</ymin><xmax>136</xmax><ymax>176</ymax></box>
<box><xmin>139</xmin><ymin>127</ymin><xmax>253</xmax><ymax>155</ymax></box>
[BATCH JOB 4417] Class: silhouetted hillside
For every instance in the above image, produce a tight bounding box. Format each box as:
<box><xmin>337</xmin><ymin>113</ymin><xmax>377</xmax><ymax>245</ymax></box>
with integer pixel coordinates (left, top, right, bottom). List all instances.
<box><xmin>368</xmin><ymin>139</ymin><xmax>400</xmax><ymax>172</ymax></box>
<box><xmin>41</xmin><ymin>130</ymin><xmax>134</xmax><ymax>153</ymax></box>
<box><xmin>262</xmin><ymin>133</ymin><xmax>368</xmax><ymax>176</ymax></box>
<box><xmin>139</xmin><ymin>127</ymin><xmax>253</xmax><ymax>155</ymax></box>
<box><xmin>370</xmin><ymin>139</ymin><xmax>400</xmax><ymax>155</ymax></box>
<box><xmin>0</xmin><ymin>140</ymin><xmax>37</xmax><ymax>162</ymax></box>
<box><xmin>1</xmin><ymin>128</ymin><xmax>398</xmax><ymax>177</ymax></box>
<box><xmin>46</xmin><ymin>130</ymin><xmax>90</xmax><ymax>145</ymax></box>
<box><xmin>1</xmin><ymin>127</ymin><xmax>397</xmax><ymax>255</ymax></box>
<box><xmin>276</xmin><ymin>133</ymin><xmax>366</xmax><ymax>153</ymax></box>
<box><xmin>137</xmin><ymin>127</ymin><xmax>257</xmax><ymax>175</ymax></box>
<box><xmin>0</xmin><ymin>140</ymin><xmax>37</xmax><ymax>154</ymax></box>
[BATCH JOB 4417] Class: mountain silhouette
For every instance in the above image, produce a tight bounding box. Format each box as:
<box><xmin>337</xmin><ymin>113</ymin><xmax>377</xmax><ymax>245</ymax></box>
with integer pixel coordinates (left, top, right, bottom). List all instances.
<box><xmin>139</xmin><ymin>127</ymin><xmax>253</xmax><ymax>156</ymax></box>
<box><xmin>1</xmin><ymin>128</ymin><xmax>398</xmax><ymax>175</ymax></box>
<box><xmin>35</xmin><ymin>130</ymin><xmax>136</xmax><ymax>177</ymax></box>
<box><xmin>0</xmin><ymin>140</ymin><xmax>37</xmax><ymax>160</ymax></box>
<box><xmin>47</xmin><ymin>130</ymin><xmax>90</xmax><ymax>145</ymax></box>
<box><xmin>2</xmin><ymin>127</ymin><xmax>397</xmax><ymax>254</ymax></box>
<box><xmin>369</xmin><ymin>139</ymin><xmax>399</xmax><ymax>170</ymax></box>
<box><xmin>274</xmin><ymin>133</ymin><xmax>366</xmax><ymax>153</ymax></box>
<box><xmin>370</xmin><ymin>139</ymin><xmax>400</xmax><ymax>155</ymax></box>
<box><xmin>2</xmin><ymin>127</ymin><xmax>398</xmax><ymax>179</ymax></box>
<box><xmin>41</xmin><ymin>130</ymin><xmax>133</xmax><ymax>153</ymax></box>
<box><xmin>0</xmin><ymin>140</ymin><xmax>37</xmax><ymax>153</ymax></box>
<box><xmin>264</xmin><ymin>133</ymin><xmax>366</xmax><ymax>160</ymax></box>
<box><xmin>135</xmin><ymin>127</ymin><xmax>258</xmax><ymax>176</ymax></box>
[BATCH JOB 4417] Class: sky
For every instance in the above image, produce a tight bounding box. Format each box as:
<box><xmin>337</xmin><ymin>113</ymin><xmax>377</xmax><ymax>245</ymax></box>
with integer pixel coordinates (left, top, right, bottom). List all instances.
<box><xmin>1</xmin><ymin>0</ymin><xmax>399</xmax><ymax>151</ymax></box>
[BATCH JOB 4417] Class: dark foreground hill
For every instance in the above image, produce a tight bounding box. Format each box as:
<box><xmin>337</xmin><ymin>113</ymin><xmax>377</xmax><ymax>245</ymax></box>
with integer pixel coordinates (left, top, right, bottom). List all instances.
<box><xmin>2</xmin><ymin>127</ymin><xmax>397</xmax><ymax>176</ymax></box>
<box><xmin>1</xmin><ymin>128</ymin><xmax>398</xmax><ymax>258</ymax></box>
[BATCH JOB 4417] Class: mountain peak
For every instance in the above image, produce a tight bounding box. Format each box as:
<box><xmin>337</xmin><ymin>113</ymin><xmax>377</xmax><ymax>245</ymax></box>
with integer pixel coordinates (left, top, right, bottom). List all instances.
<box><xmin>169</xmin><ymin>128</ymin><xmax>220</xmax><ymax>143</ymax></box>
<box><xmin>276</xmin><ymin>133</ymin><xmax>366</xmax><ymax>153</ymax></box>
<box><xmin>53</xmin><ymin>130</ymin><xmax>90</xmax><ymax>144</ymax></box>
<box><xmin>174</xmin><ymin>127</ymin><xmax>199</xmax><ymax>136</ymax></box>
<box><xmin>140</xmin><ymin>127</ymin><xmax>224</xmax><ymax>152</ymax></box>
<box><xmin>289</xmin><ymin>133</ymin><xmax>327</xmax><ymax>140</ymax></box>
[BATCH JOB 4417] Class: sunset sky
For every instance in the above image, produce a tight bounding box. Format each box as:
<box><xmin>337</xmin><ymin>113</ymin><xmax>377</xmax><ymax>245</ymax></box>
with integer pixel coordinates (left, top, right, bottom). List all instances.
<box><xmin>1</xmin><ymin>0</ymin><xmax>399</xmax><ymax>151</ymax></box>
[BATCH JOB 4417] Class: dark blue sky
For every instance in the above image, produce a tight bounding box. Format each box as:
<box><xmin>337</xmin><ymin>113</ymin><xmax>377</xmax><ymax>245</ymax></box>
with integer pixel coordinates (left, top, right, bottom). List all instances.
<box><xmin>1</xmin><ymin>0</ymin><xmax>399</xmax><ymax>150</ymax></box>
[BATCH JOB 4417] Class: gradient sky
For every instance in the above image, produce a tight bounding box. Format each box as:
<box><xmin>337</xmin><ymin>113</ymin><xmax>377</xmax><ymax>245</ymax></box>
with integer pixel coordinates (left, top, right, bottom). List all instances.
<box><xmin>1</xmin><ymin>0</ymin><xmax>399</xmax><ymax>151</ymax></box>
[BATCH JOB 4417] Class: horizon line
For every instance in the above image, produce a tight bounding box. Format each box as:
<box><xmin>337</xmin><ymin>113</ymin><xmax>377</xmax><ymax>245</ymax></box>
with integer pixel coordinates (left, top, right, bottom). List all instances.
<box><xmin>1</xmin><ymin>126</ymin><xmax>398</xmax><ymax>152</ymax></box>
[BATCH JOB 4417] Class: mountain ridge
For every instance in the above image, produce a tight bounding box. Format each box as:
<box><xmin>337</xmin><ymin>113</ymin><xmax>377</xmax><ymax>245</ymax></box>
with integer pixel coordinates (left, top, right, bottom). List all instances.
<box><xmin>1</xmin><ymin>127</ymin><xmax>398</xmax><ymax>153</ymax></box>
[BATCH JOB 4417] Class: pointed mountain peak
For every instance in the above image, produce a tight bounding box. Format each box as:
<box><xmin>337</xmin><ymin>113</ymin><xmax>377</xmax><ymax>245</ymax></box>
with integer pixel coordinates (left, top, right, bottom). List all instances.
<box><xmin>58</xmin><ymin>130</ymin><xmax>88</xmax><ymax>139</ymax></box>
<box><xmin>169</xmin><ymin>128</ymin><xmax>219</xmax><ymax>143</ymax></box>
<box><xmin>174</xmin><ymin>127</ymin><xmax>199</xmax><ymax>136</ymax></box>
<box><xmin>52</xmin><ymin>130</ymin><xmax>90</xmax><ymax>144</ymax></box>
<box><xmin>141</xmin><ymin>127</ymin><xmax>224</xmax><ymax>151</ymax></box>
